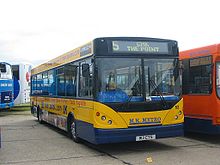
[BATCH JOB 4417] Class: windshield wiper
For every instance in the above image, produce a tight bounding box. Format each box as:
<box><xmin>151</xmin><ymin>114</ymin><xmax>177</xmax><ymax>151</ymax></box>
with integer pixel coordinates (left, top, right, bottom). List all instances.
<box><xmin>149</xmin><ymin>79</ymin><xmax>168</xmax><ymax>109</ymax></box>
<box><xmin>120</xmin><ymin>92</ymin><xmax>136</xmax><ymax>111</ymax></box>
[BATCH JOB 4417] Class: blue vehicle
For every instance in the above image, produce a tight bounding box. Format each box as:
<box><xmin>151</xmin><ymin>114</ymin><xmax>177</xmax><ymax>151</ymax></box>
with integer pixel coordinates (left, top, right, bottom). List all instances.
<box><xmin>0</xmin><ymin>62</ymin><xmax>14</xmax><ymax>109</ymax></box>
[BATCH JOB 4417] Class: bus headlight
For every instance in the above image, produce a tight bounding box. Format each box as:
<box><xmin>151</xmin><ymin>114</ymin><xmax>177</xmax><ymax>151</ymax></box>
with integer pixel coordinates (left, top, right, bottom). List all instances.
<box><xmin>178</xmin><ymin>111</ymin><xmax>182</xmax><ymax>115</ymax></box>
<box><xmin>174</xmin><ymin>115</ymin><xmax>178</xmax><ymax>120</ymax></box>
<box><xmin>101</xmin><ymin>116</ymin><xmax>106</xmax><ymax>121</ymax></box>
<box><xmin>108</xmin><ymin>120</ymin><xmax>112</xmax><ymax>125</ymax></box>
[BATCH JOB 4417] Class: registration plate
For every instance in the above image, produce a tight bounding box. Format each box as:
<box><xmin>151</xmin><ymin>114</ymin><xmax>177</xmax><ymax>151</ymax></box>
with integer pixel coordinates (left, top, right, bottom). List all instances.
<box><xmin>136</xmin><ymin>135</ymin><xmax>156</xmax><ymax>141</ymax></box>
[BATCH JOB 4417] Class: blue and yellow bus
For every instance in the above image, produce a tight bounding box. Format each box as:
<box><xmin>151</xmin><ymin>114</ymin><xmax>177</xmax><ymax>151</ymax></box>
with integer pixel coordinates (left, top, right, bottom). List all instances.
<box><xmin>31</xmin><ymin>37</ymin><xmax>184</xmax><ymax>144</ymax></box>
<box><xmin>0</xmin><ymin>62</ymin><xmax>14</xmax><ymax>109</ymax></box>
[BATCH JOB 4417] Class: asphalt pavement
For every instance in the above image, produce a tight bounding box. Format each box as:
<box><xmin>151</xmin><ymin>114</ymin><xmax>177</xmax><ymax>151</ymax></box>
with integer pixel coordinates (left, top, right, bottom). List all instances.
<box><xmin>1</xmin><ymin>110</ymin><xmax>220</xmax><ymax>165</ymax></box>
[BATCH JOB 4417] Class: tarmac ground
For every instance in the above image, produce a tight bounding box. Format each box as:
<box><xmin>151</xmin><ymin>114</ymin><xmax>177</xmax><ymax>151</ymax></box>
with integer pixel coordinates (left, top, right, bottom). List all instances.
<box><xmin>1</xmin><ymin>110</ymin><xmax>220</xmax><ymax>165</ymax></box>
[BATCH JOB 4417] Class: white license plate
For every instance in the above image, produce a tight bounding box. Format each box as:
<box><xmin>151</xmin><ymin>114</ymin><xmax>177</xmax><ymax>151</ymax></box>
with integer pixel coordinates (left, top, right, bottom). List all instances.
<box><xmin>136</xmin><ymin>135</ymin><xmax>156</xmax><ymax>141</ymax></box>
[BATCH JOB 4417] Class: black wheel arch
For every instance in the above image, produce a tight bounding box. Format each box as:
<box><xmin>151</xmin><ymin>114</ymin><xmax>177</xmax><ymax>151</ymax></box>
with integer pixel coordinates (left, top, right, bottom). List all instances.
<box><xmin>67</xmin><ymin>112</ymin><xmax>74</xmax><ymax>135</ymax></box>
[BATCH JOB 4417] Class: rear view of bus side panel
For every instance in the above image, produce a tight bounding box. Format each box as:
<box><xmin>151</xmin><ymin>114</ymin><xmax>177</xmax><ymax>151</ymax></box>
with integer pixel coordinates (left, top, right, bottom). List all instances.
<box><xmin>181</xmin><ymin>44</ymin><xmax>220</xmax><ymax>134</ymax></box>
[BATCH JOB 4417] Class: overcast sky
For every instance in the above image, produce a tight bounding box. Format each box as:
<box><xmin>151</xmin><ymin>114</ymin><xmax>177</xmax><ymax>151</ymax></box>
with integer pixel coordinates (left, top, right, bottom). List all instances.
<box><xmin>0</xmin><ymin>0</ymin><xmax>219</xmax><ymax>66</ymax></box>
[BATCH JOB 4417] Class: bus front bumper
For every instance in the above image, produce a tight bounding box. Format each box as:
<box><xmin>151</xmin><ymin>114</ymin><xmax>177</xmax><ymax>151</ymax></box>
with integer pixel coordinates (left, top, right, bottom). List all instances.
<box><xmin>88</xmin><ymin>123</ymin><xmax>184</xmax><ymax>144</ymax></box>
<box><xmin>0</xmin><ymin>102</ymin><xmax>14</xmax><ymax>109</ymax></box>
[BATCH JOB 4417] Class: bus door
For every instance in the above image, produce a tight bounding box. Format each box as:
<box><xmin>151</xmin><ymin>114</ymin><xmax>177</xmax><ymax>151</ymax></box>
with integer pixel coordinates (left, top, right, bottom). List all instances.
<box><xmin>76</xmin><ymin>61</ymin><xmax>94</xmax><ymax>125</ymax></box>
<box><xmin>182</xmin><ymin>56</ymin><xmax>213</xmax><ymax>118</ymax></box>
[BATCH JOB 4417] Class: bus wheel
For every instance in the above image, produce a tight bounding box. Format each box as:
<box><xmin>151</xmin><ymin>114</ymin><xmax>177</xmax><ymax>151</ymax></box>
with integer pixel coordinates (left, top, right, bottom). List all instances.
<box><xmin>69</xmin><ymin>117</ymin><xmax>80</xmax><ymax>143</ymax></box>
<box><xmin>37</xmin><ymin>107</ymin><xmax>43</xmax><ymax>124</ymax></box>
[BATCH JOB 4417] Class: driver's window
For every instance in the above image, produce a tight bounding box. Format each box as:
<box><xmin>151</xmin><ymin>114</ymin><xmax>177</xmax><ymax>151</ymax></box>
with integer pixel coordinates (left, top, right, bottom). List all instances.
<box><xmin>79</xmin><ymin>59</ymin><xmax>93</xmax><ymax>98</ymax></box>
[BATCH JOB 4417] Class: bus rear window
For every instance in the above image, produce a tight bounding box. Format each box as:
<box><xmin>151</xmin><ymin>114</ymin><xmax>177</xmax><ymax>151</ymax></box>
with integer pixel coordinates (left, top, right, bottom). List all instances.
<box><xmin>0</xmin><ymin>64</ymin><xmax>6</xmax><ymax>72</ymax></box>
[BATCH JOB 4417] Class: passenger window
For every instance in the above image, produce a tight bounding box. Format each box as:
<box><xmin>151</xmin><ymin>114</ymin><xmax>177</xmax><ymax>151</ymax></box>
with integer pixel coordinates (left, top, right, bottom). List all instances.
<box><xmin>56</xmin><ymin>64</ymin><xmax>78</xmax><ymax>97</ymax></box>
<box><xmin>36</xmin><ymin>74</ymin><xmax>43</xmax><ymax>95</ymax></box>
<box><xmin>216</xmin><ymin>62</ymin><xmax>220</xmax><ymax>97</ymax></box>
<box><xmin>65</xmin><ymin>64</ymin><xmax>77</xmax><ymax>97</ymax></box>
<box><xmin>42</xmin><ymin>72</ymin><xmax>49</xmax><ymax>95</ymax></box>
<box><xmin>48</xmin><ymin>70</ymin><xmax>55</xmax><ymax>96</ymax></box>
<box><xmin>56</xmin><ymin>67</ymin><xmax>65</xmax><ymax>96</ymax></box>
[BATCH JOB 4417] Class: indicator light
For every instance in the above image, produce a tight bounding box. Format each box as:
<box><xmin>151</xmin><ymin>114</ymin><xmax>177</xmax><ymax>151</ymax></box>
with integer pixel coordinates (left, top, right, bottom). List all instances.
<box><xmin>96</xmin><ymin>112</ymin><xmax>100</xmax><ymax>116</ymax></box>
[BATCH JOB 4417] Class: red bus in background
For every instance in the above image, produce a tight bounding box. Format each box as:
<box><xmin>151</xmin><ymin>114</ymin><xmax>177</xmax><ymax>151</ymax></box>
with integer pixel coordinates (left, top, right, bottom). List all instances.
<box><xmin>180</xmin><ymin>43</ymin><xmax>220</xmax><ymax>134</ymax></box>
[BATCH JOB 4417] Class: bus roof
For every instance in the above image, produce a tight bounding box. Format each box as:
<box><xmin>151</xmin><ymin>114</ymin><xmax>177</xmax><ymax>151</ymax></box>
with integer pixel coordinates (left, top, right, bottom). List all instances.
<box><xmin>0</xmin><ymin>62</ymin><xmax>11</xmax><ymax>66</ymax></box>
<box><xmin>32</xmin><ymin>37</ymin><xmax>178</xmax><ymax>75</ymax></box>
<box><xmin>31</xmin><ymin>41</ymin><xmax>93</xmax><ymax>75</ymax></box>
<box><xmin>180</xmin><ymin>43</ymin><xmax>220</xmax><ymax>60</ymax></box>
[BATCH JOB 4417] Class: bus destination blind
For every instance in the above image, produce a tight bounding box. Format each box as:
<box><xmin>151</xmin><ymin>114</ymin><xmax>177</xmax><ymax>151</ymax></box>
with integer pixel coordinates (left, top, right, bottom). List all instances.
<box><xmin>112</xmin><ymin>41</ymin><xmax>169</xmax><ymax>54</ymax></box>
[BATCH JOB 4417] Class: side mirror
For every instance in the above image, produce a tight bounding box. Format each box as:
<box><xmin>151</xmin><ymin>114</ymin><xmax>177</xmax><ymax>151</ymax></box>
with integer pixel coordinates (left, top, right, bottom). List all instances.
<box><xmin>0</xmin><ymin>64</ymin><xmax>6</xmax><ymax>73</ymax></box>
<box><xmin>82</xmin><ymin>63</ymin><xmax>90</xmax><ymax>77</ymax></box>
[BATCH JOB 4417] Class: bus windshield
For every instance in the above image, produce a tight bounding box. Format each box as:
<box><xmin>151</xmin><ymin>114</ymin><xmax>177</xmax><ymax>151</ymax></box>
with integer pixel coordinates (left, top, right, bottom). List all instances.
<box><xmin>96</xmin><ymin>57</ymin><xmax>181</xmax><ymax>103</ymax></box>
<box><xmin>0</xmin><ymin>63</ymin><xmax>12</xmax><ymax>80</ymax></box>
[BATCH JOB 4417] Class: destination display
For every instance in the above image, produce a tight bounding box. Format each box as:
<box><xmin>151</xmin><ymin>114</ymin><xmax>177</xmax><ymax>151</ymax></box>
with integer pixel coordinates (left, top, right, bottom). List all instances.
<box><xmin>190</xmin><ymin>56</ymin><xmax>212</xmax><ymax>67</ymax></box>
<box><xmin>112</xmin><ymin>41</ymin><xmax>169</xmax><ymax>54</ymax></box>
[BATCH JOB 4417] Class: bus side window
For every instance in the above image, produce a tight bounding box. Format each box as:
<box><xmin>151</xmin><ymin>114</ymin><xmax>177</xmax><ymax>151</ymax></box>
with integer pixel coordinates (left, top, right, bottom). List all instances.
<box><xmin>36</xmin><ymin>74</ymin><xmax>43</xmax><ymax>95</ymax></box>
<box><xmin>181</xmin><ymin>59</ymin><xmax>190</xmax><ymax>94</ymax></box>
<box><xmin>216</xmin><ymin>62</ymin><xmax>220</xmax><ymax>97</ymax></box>
<box><xmin>56</xmin><ymin>67</ymin><xmax>65</xmax><ymax>96</ymax></box>
<box><xmin>0</xmin><ymin>63</ymin><xmax>6</xmax><ymax>72</ymax></box>
<box><xmin>48</xmin><ymin>70</ymin><xmax>55</xmax><ymax>96</ymax></box>
<box><xmin>42</xmin><ymin>71</ymin><xmax>49</xmax><ymax>95</ymax></box>
<box><xmin>31</xmin><ymin>75</ymin><xmax>37</xmax><ymax>95</ymax></box>
<box><xmin>183</xmin><ymin>56</ymin><xmax>212</xmax><ymax>94</ymax></box>
<box><xmin>65</xmin><ymin>64</ymin><xmax>77</xmax><ymax>97</ymax></box>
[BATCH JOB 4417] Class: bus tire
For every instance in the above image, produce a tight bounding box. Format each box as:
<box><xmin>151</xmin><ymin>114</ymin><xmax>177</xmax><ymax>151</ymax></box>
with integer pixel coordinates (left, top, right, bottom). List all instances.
<box><xmin>37</xmin><ymin>107</ymin><xmax>43</xmax><ymax>124</ymax></box>
<box><xmin>68</xmin><ymin>115</ymin><xmax>80</xmax><ymax>143</ymax></box>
